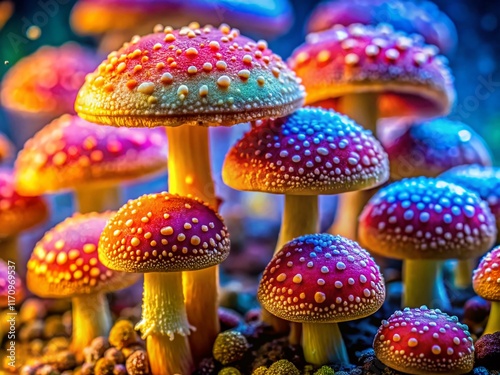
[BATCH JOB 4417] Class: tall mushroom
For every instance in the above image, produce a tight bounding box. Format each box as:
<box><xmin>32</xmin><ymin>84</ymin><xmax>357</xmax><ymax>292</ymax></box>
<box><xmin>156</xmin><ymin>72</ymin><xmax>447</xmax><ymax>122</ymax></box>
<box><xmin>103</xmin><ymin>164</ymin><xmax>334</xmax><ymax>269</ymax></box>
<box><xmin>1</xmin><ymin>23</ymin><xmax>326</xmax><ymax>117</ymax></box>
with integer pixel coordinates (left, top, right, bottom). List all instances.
<box><xmin>288</xmin><ymin>23</ymin><xmax>455</xmax><ymax>239</ymax></box>
<box><xmin>99</xmin><ymin>192</ymin><xmax>230</xmax><ymax>375</ymax></box>
<box><xmin>26</xmin><ymin>212</ymin><xmax>140</xmax><ymax>356</ymax></box>
<box><xmin>359</xmin><ymin>177</ymin><xmax>497</xmax><ymax>309</ymax></box>
<box><xmin>75</xmin><ymin>23</ymin><xmax>304</xmax><ymax>359</ymax></box>
<box><xmin>14</xmin><ymin>114</ymin><xmax>167</xmax><ymax>213</ymax></box>
<box><xmin>258</xmin><ymin>233</ymin><xmax>385</xmax><ymax>365</ymax></box>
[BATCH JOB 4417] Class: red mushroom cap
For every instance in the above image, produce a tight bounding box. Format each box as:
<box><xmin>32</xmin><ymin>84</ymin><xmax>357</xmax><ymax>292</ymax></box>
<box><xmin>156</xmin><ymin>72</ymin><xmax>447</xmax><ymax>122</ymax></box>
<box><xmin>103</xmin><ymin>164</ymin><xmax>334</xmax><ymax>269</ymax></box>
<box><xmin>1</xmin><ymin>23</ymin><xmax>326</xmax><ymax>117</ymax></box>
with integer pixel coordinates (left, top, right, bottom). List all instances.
<box><xmin>223</xmin><ymin>107</ymin><xmax>389</xmax><ymax>195</ymax></box>
<box><xmin>374</xmin><ymin>306</ymin><xmax>475</xmax><ymax>375</ymax></box>
<box><xmin>14</xmin><ymin>114</ymin><xmax>168</xmax><ymax>195</ymax></box>
<box><xmin>99</xmin><ymin>192</ymin><xmax>230</xmax><ymax>273</ymax></box>
<box><xmin>1</xmin><ymin>43</ymin><xmax>99</xmax><ymax>117</ymax></box>
<box><xmin>0</xmin><ymin>168</ymin><xmax>48</xmax><ymax>237</ymax></box>
<box><xmin>358</xmin><ymin>177</ymin><xmax>497</xmax><ymax>260</ymax></box>
<box><xmin>26</xmin><ymin>212</ymin><xmax>139</xmax><ymax>298</ymax></box>
<box><xmin>258</xmin><ymin>233</ymin><xmax>385</xmax><ymax>323</ymax></box>
<box><xmin>473</xmin><ymin>246</ymin><xmax>500</xmax><ymax>302</ymax></box>
<box><xmin>75</xmin><ymin>24</ymin><xmax>304</xmax><ymax>128</ymax></box>
<box><xmin>0</xmin><ymin>259</ymin><xmax>25</xmax><ymax>308</ymax></box>
<box><xmin>288</xmin><ymin>24</ymin><xmax>455</xmax><ymax>119</ymax></box>
<box><xmin>384</xmin><ymin>119</ymin><xmax>492</xmax><ymax>180</ymax></box>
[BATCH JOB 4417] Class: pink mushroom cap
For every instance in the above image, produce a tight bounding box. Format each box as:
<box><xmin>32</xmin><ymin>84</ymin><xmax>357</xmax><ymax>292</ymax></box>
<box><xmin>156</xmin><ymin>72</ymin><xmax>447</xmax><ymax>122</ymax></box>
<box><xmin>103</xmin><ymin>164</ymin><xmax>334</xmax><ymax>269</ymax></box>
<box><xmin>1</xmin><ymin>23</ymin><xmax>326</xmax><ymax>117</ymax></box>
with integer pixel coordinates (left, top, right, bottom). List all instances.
<box><xmin>258</xmin><ymin>233</ymin><xmax>385</xmax><ymax>323</ymax></box>
<box><xmin>473</xmin><ymin>246</ymin><xmax>500</xmax><ymax>302</ymax></box>
<box><xmin>358</xmin><ymin>177</ymin><xmax>497</xmax><ymax>260</ymax></box>
<box><xmin>374</xmin><ymin>306</ymin><xmax>475</xmax><ymax>375</ymax></box>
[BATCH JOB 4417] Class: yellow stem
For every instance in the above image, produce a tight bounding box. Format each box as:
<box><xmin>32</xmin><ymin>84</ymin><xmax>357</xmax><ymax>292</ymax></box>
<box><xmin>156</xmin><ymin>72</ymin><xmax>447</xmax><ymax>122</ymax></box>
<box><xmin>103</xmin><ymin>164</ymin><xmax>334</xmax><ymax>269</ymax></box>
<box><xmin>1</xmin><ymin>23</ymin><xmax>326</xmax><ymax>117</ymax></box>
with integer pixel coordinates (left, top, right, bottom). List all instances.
<box><xmin>74</xmin><ymin>185</ymin><xmax>121</xmax><ymax>213</ymax></box>
<box><xmin>454</xmin><ymin>259</ymin><xmax>476</xmax><ymax>289</ymax></box>
<box><xmin>0</xmin><ymin>236</ymin><xmax>19</xmax><ymax>268</ymax></box>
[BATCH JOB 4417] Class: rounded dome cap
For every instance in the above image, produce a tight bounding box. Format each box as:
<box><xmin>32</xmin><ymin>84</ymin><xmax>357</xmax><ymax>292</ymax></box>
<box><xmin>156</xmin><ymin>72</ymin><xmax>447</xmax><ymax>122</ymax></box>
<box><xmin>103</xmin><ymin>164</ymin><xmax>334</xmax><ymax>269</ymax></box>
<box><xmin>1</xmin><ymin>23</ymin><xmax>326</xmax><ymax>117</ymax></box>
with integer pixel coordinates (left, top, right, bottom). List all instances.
<box><xmin>223</xmin><ymin>107</ymin><xmax>389</xmax><ymax>195</ymax></box>
<box><xmin>0</xmin><ymin>169</ymin><xmax>48</xmax><ymax>238</ymax></box>
<box><xmin>307</xmin><ymin>0</ymin><xmax>457</xmax><ymax>55</ymax></box>
<box><xmin>473</xmin><ymin>246</ymin><xmax>500</xmax><ymax>302</ymax></box>
<box><xmin>384</xmin><ymin>119</ymin><xmax>492</xmax><ymax>180</ymax></box>
<box><xmin>27</xmin><ymin>212</ymin><xmax>139</xmax><ymax>298</ymax></box>
<box><xmin>374</xmin><ymin>306</ymin><xmax>474</xmax><ymax>375</ymax></box>
<box><xmin>15</xmin><ymin>114</ymin><xmax>167</xmax><ymax>195</ymax></box>
<box><xmin>258</xmin><ymin>233</ymin><xmax>385</xmax><ymax>323</ymax></box>
<box><xmin>358</xmin><ymin>177</ymin><xmax>497</xmax><ymax>260</ymax></box>
<box><xmin>0</xmin><ymin>259</ymin><xmax>25</xmax><ymax>308</ymax></box>
<box><xmin>99</xmin><ymin>192</ymin><xmax>230</xmax><ymax>273</ymax></box>
<box><xmin>288</xmin><ymin>24</ymin><xmax>455</xmax><ymax>119</ymax></box>
<box><xmin>1</xmin><ymin>43</ymin><xmax>99</xmax><ymax>116</ymax></box>
<box><xmin>75</xmin><ymin>24</ymin><xmax>304</xmax><ymax>128</ymax></box>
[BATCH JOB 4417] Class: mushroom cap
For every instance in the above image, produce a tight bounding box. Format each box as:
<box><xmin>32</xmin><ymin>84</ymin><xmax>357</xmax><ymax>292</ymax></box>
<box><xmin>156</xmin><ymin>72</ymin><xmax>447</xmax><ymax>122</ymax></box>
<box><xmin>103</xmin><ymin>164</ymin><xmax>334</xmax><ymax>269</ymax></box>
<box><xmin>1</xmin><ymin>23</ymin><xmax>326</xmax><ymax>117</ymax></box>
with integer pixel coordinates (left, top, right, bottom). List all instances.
<box><xmin>14</xmin><ymin>114</ymin><xmax>168</xmax><ymax>195</ymax></box>
<box><xmin>0</xmin><ymin>259</ymin><xmax>25</xmax><ymax>308</ymax></box>
<box><xmin>75</xmin><ymin>24</ymin><xmax>304</xmax><ymax>128</ymax></box>
<box><xmin>358</xmin><ymin>177</ymin><xmax>497</xmax><ymax>260</ymax></box>
<box><xmin>473</xmin><ymin>246</ymin><xmax>500</xmax><ymax>302</ymax></box>
<box><xmin>288</xmin><ymin>24</ymin><xmax>455</xmax><ymax>119</ymax></box>
<box><xmin>307</xmin><ymin>0</ymin><xmax>457</xmax><ymax>55</ymax></box>
<box><xmin>0</xmin><ymin>1</ymin><xmax>13</xmax><ymax>29</ymax></box>
<box><xmin>440</xmin><ymin>165</ymin><xmax>500</xmax><ymax>236</ymax></box>
<box><xmin>99</xmin><ymin>192</ymin><xmax>230</xmax><ymax>273</ymax></box>
<box><xmin>0</xmin><ymin>132</ymin><xmax>14</xmax><ymax>164</ymax></box>
<box><xmin>384</xmin><ymin>119</ymin><xmax>492</xmax><ymax>180</ymax></box>
<box><xmin>374</xmin><ymin>306</ymin><xmax>475</xmax><ymax>375</ymax></box>
<box><xmin>26</xmin><ymin>212</ymin><xmax>140</xmax><ymax>298</ymax></box>
<box><xmin>258</xmin><ymin>233</ymin><xmax>385</xmax><ymax>323</ymax></box>
<box><xmin>222</xmin><ymin>107</ymin><xmax>389</xmax><ymax>195</ymax></box>
<box><xmin>1</xmin><ymin>43</ymin><xmax>99</xmax><ymax>116</ymax></box>
<box><xmin>0</xmin><ymin>169</ymin><xmax>48</xmax><ymax>237</ymax></box>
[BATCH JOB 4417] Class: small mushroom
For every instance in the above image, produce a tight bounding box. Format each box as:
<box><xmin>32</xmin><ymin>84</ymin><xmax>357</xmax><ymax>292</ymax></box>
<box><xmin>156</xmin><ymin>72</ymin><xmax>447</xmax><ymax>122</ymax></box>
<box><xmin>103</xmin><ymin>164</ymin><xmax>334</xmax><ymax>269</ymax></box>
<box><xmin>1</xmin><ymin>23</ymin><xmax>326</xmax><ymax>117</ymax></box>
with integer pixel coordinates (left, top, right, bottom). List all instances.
<box><xmin>26</xmin><ymin>212</ymin><xmax>140</xmax><ymax>357</ymax></box>
<box><xmin>258</xmin><ymin>233</ymin><xmax>385</xmax><ymax>365</ymax></box>
<box><xmin>15</xmin><ymin>114</ymin><xmax>167</xmax><ymax>213</ymax></box>
<box><xmin>359</xmin><ymin>177</ymin><xmax>497</xmax><ymax>309</ymax></box>
<box><xmin>473</xmin><ymin>246</ymin><xmax>500</xmax><ymax>335</ymax></box>
<box><xmin>374</xmin><ymin>306</ymin><xmax>475</xmax><ymax>374</ymax></box>
<box><xmin>99</xmin><ymin>192</ymin><xmax>230</xmax><ymax>375</ymax></box>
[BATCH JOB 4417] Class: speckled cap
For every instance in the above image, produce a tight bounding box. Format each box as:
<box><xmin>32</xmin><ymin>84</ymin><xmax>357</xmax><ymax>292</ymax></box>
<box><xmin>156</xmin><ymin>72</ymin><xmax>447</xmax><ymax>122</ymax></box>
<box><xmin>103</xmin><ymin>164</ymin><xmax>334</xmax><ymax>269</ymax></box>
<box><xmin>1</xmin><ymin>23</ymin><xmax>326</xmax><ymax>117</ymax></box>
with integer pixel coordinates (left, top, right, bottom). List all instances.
<box><xmin>75</xmin><ymin>24</ymin><xmax>304</xmax><ymax>128</ymax></box>
<box><xmin>288</xmin><ymin>24</ymin><xmax>455</xmax><ymax>119</ymax></box>
<box><xmin>258</xmin><ymin>233</ymin><xmax>385</xmax><ymax>323</ymax></box>
<box><xmin>1</xmin><ymin>43</ymin><xmax>99</xmax><ymax>116</ymax></box>
<box><xmin>307</xmin><ymin>0</ymin><xmax>457</xmax><ymax>54</ymax></box>
<box><xmin>473</xmin><ymin>246</ymin><xmax>500</xmax><ymax>302</ymax></box>
<box><xmin>0</xmin><ymin>259</ymin><xmax>24</xmax><ymax>308</ymax></box>
<box><xmin>0</xmin><ymin>169</ymin><xmax>48</xmax><ymax>238</ymax></box>
<box><xmin>99</xmin><ymin>192</ymin><xmax>230</xmax><ymax>273</ymax></box>
<box><xmin>14</xmin><ymin>114</ymin><xmax>168</xmax><ymax>195</ymax></box>
<box><xmin>222</xmin><ymin>107</ymin><xmax>389</xmax><ymax>195</ymax></box>
<box><xmin>359</xmin><ymin>177</ymin><xmax>497</xmax><ymax>260</ymax></box>
<box><xmin>374</xmin><ymin>306</ymin><xmax>474</xmax><ymax>375</ymax></box>
<box><xmin>384</xmin><ymin>119</ymin><xmax>492</xmax><ymax>179</ymax></box>
<box><xmin>27</xmin><ymin>212</ymin><xmax>139</xmax><ymax>298</ymax></box>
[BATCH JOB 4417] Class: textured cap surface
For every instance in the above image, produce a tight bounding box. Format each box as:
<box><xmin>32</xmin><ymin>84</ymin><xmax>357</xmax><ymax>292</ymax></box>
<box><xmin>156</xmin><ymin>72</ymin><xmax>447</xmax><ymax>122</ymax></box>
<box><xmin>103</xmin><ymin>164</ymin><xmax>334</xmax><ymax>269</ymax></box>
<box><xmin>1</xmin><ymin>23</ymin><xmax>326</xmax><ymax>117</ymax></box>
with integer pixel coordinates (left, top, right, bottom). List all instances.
<box><xmin>75</xmin><ymin>24</ymin><xmax>304</xmax><ymax>128</ymax></box>
<box><xmin>473</xmin><ymin>246</ymin><xmax>500</xmax><ymax>302</ymax></box>
<box><xmin>258</xmin><ymin>233</ymin><xmax>385</xmax><ymax>323</ymax></box>
<box><xmin>223</xmin><ymin>107</ymin><xmax>389</xmax><ymax>195</ymax></box>
<box><xmin>99</xmin><ymin>192</ymin><xmax>230</xmax><ymax>273</ymax></box>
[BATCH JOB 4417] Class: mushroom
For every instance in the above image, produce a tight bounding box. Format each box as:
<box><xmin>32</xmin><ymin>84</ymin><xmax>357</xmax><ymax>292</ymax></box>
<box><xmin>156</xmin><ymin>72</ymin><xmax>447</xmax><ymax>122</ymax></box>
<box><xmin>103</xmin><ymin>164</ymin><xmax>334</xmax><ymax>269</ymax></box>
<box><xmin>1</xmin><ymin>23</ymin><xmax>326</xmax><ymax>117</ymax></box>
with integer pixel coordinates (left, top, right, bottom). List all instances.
<box><xmin>258</xmin><ymin>233</ymin><xmax>385</xmax><ymax>365</ymax></box>
<box><xmin>0</xmin><ymin>168</ymin><xmax>48</xmax><ymax>268</ymax></box>
<box><xmin>0</xmin><ymin>43</ymin><xmax>99</xmax><ymax>148</ymax></box>
<box><xmin>26</xmin><ymin>212</ymin><xmax>140</xmax><ymax>356</ymax></box>
<box><xmin>307</xmin><ymin>0</ymin><xmax>457</xmax><ymax>55</ymax></box>
<box><xmin>384</xmin><ymin>119</ymin><xmax>492</xmax><ymax>180</ymax></box>
<box><xmin>288</xmin><ymin>23</ymin><xmax>455</xmax><ymax>239</ymax></box>
<box><xmin>98</xmin><ymin>192</ymin><xmax>230</xmax><ymax>375</ymax></box>
<box><xmin>358</xmin><ymin>177</ymin><xmax>497</xmax><ymax>309</ymax></box>
<box><xmin>374</xmin><ymin>306</ymin><xmax>475</xmax><ymax>374</ymax></box>
<box><xmin>75</xmin><ymin>23</ymin><xmax>304</xmax><ymax>360</ymax></box>
<box><xmin>0</xmin><ymin>258</ymin><xmax>25</xmax><ymax>308</ymax></box>
<box><xmin>14</xmin><ymin>114</ymin><xmax>167</xmax><ymax>213</ymax></box>
<box><xmin>0</xmin><ymin>1</ymin><xmax>13</xmax><ymax>29</ymax></box>
<box><xmin>0</xmin><ymin>132</ymin><xmax>14</xmax><ymax>165</ymax></box>
<box><xmin>440</xmin><ymin>165</ymin><xmax>500</xmax><ymax>288</ymax></box>
<box><xmin>473</xmin><ymin>246</ymin><xmax>500</xmax><ymax>335</ymax></box>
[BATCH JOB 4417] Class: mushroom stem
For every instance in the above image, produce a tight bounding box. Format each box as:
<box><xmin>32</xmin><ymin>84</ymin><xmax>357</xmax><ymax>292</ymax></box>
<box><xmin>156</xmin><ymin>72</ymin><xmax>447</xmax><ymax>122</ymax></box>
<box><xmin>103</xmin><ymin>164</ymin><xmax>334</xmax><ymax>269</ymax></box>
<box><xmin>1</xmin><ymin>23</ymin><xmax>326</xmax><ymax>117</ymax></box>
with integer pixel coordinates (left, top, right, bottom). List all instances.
<box><xmin>339</xmin><ymin>93</ymin><xmax>378</xmax><ymax>133</ymax></box>
<box><xmin>136</xmin><ymin>272</ymin><xmax>194</xmax><ymax>375</ymax></box>
<box><xmin>454</xmin><ymin>259</ymin><xmax>476</xmax><ymax>289</ymax></box>
<box><xmin>166</xmin><ymin>125</ymin><xmax>219</xmax><ymax>362</ymax></box>
<box><xmin>403</xmin><ymin>259</ymin><xmax>450</xmax><ymax>310</ymax></box>
<box><xmin>74</xmin><ymin>185</ymin><xmax>121</xmax><ymax>213</ymax></box>
<box><xmin>289</xmin><ymin>322</ymin><xmax>302</xmax><ymax>346</ymax></box>
<box><xmin>484</xmin><ymin>301</ymin><xmax>500</xmax><ymax>335</ymax></box>
<box><xmin>328</xmin><ymin>190</ymin><xmax>368</xmax><ymax>240</ymax></box>
<box><xmin>71</xmin><ymin>293</ymin><xmax>112</xmax><ymax>358</ymax></box>
<box><xmin>302</xmin><ymin>322</ymin><xmax>349</xmax><ymax>365</ymax></box>
<box><xmin>0</xmin><ymin>236</ymin><xmax>19</xmax><ymax>267</ymax></box>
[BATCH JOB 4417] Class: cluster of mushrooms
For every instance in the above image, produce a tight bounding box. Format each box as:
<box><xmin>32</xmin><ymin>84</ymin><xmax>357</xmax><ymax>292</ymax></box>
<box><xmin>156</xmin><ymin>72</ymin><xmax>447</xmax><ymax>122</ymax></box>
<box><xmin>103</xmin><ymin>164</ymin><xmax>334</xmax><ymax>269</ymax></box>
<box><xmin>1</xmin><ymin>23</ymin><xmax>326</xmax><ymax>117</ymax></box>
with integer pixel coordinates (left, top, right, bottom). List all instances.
<box><xmin>1</xmin><ymin>0</ymin><xmax>500</xmax><ymax>374</ymax></box>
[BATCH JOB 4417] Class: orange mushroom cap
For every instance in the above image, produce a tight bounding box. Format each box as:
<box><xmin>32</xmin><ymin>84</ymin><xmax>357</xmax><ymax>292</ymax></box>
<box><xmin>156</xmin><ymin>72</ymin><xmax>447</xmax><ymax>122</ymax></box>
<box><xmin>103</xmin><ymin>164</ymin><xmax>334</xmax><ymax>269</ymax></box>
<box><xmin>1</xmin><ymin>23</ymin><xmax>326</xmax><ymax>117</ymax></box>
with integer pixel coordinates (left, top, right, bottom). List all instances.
<box><xmin>473</xmin><ymin>246</ymin><xmax>500</xmax><ymax>302</ymax></box>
